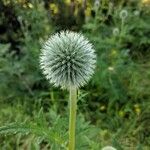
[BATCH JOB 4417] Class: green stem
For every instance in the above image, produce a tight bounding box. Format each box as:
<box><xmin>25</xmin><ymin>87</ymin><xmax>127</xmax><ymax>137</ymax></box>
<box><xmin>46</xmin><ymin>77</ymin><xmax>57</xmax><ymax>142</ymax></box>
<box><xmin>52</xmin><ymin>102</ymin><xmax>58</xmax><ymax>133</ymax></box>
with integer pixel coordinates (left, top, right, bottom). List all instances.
<box><xmin>68</xmin><ymin>86</ymin><xmax>77</xmax><ymax>150</ymax></box>
<box><xmin>119</xmin><ymin>19</ymin><xmax>124</xmax><ymax>44</ymax></box>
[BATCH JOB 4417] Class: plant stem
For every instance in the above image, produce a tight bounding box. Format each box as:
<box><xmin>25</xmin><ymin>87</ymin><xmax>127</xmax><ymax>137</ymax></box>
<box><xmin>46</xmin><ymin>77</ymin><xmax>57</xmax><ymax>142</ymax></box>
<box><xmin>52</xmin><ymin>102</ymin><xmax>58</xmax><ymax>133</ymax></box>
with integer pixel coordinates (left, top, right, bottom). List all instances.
<box><xmin>119</xmin><ymin>18</ymin><xmax>124</xmax><ymax>45</ymax></box>
<box><xmin>69</xmin><ymin>86</ymin><xmax>77</xmax><ymax>150</ymax></box>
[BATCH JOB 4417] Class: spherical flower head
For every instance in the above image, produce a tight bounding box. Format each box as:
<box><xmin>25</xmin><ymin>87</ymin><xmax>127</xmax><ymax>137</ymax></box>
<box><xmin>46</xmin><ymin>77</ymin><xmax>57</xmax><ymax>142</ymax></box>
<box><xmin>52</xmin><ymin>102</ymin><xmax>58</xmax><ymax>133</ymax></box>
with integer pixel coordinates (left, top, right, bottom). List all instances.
<box><xmin>134</xmin><ymin>10</ymin><xmax>140</xmax><ymax>16</ymax></box>
<box><xmin>102</xmin><ymin>146</ymin><xmax>117</xmax><ymax>150</ymax></box>
<box><xmin>94</xmin><ymin>0</ymin><xmax>100</xmax><ymax>9</ymax></box>
<box><xmin>113</xmin><ymin>27</ymin><xmax>119</xmax><ymax>36</ymax></box>
<box><xmin>40</xmin><ymin>31</ymin><xmax>96</xmax><ymax>89</ymax></box>
<box><xmin>119</xmin><ymin>9</ymin><xmax>128</xmax><ymax>20</ymax></box>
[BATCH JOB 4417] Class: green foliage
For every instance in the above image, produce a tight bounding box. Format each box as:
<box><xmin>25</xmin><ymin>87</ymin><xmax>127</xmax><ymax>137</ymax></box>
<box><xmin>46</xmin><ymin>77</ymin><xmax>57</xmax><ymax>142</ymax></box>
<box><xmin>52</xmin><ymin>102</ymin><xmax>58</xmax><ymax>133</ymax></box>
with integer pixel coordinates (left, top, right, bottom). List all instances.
<box><xmin>0</xmin><ymin>105</ymin><xmax>100</xmax><ymax>149</ymax></box>
<box><xmin>0</xmin><ymin>0</ymin><xmax>52</xmax><ymax>101</ymax></box>
<box><xmin>82</xmin><ymin>0</ymin><xmax>150</xmax><ymax>115</ymax></box>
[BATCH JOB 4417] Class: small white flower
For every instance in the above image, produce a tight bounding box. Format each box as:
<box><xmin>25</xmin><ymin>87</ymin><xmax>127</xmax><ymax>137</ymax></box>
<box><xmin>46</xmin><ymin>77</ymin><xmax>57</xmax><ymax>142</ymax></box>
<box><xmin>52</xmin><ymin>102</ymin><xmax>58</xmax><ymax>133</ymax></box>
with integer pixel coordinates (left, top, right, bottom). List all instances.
<box><xmin>113</xmin><ymin>28</ymin><xmax>119</xmax><ymax>36</ymax></box>
<box><xmin>94</xmin><ymin>0</ymin><xmax>100</xmax><ymax>9</ymax></box>
<box><xmin>40</xmin><ymin>31</ymin><xmax>96</xmax><ymax>89</ymax></box>
<box><xmin>17</xmin><ymin>16</ymin><xmax>22</xmax><ymax>22</ymax></box>
<box><xmin>119</xmin><ymin>9</ymin><xmax>128</xmax><ymax>20</ymax></box>
<box><xmin>108</xmin><ymin>67</ymin><xmax>114</xmax><ymax>71</ymax></box>
<box><xmin>134</xmin><ymin>10</ymin><xmax>140</xmax><ymax>16</ymax></box>
<box><xmin>102</xmin><ymin>146</ymin><xmax>117</xmax><ymax>150</ymax></box>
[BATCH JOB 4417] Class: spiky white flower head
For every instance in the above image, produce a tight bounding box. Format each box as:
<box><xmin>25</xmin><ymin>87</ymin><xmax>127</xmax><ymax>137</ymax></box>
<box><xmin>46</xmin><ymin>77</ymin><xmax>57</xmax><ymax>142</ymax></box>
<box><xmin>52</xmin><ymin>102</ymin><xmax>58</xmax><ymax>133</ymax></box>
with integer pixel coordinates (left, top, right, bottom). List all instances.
<box><xmin>40</xmin><ymin>31</ymin><xmax>96</xmax><ymax>89</ymax></box>
<box><xmin>113</xmin><ymin>27</ymin><xmax>119</xmax><ymax>36</ymax></box>
<box><xmin>94</xmin><ymin>0</ymin><xmax>100</xmax><ymax>10</ymax></box>
<box><xmin>134</xmin><ymin>10</ymin><xmax>140</xmax><ymax>16</ymax></box>
<box><xmin>119</xmin><ymin>9</ymin><xmax>128</xmax><ymax>20</ymax></box>
<box><xmin>102</xmin><ymin>146</ymin><xmax>117</xmax><ymax>150</ymax></box>
<box><xmin>108</xmin><ymin>66</ymin><xmax>114</xmax><ymax>71</ymax></box>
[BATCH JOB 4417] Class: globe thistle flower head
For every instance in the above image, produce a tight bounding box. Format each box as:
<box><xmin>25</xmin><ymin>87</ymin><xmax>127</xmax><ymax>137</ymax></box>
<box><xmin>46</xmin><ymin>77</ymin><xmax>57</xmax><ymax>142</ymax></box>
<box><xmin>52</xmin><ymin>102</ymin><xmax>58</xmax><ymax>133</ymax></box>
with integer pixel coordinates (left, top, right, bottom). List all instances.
<box><xmin>40</xmin><ymin>31</ymin><xmax>96</xmax><ymax>89</ymax></box>
<box><xmin>94</xmin><ymin>0</ymin><xmax>100</xmax><ymax>10</ymax></box>
<box><xmin>119</xmin><ymin>9</ymin><xmax>128</xmax><ymax>20</ymax></box>
<box><xmin>113</xmin><ymin>27</ymin><xmax>119</xmax><ymax>36</ymax></box>
<box><xmin>134</xmin><ymin>10</ymin><xmax>140</xmax><ymax>16</ymax></box>
<box><xmin>102</xmin><ymin>146</ymin><xmax>117</xmax><ymax>150</ymax></box>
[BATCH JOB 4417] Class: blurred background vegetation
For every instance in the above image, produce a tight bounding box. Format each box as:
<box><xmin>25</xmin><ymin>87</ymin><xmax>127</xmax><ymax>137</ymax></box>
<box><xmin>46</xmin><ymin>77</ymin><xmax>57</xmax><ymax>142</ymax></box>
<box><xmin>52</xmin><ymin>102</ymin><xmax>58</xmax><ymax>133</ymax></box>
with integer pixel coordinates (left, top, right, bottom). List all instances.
<box><xmin>0</xmin><ymin>0</ymin><xmax>150</xmax><ymax>149</ymax></box>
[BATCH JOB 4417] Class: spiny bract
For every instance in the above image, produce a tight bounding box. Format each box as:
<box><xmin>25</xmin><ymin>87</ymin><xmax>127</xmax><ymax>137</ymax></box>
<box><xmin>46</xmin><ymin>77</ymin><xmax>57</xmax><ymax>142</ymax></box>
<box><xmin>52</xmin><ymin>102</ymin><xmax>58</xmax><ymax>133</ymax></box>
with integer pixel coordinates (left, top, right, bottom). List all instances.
<box><xmin>40</xmin><ymin>31</ymin><xmax>96</xmax><ymax>89</ymax></box>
